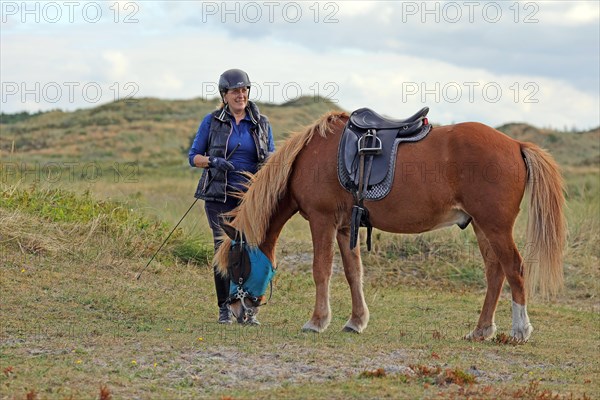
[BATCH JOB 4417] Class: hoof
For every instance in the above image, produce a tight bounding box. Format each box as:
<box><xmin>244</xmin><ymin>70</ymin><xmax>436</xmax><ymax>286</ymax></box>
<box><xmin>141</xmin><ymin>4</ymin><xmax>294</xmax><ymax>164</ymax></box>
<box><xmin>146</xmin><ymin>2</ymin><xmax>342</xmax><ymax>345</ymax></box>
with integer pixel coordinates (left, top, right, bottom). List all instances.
<box><xmin>301</xmin><ymin>321</ymin><xmax>327</xmax><ymax>333</ymax></box>
<box><xmin>511</xmin><ymin>323</ymin><xmax>533</xmax><ymax>343</ymax></box>
<box><xmin>511</xmin><ymin>302</ymin><xmax>533</xmax><ymax>342</ymax></box>
<box><xmin>342</xmin><ymin>318</ymin><xmax>366</xmax><ymax>333</ymax></box>
<box><xmin>301</xmin><ymin>326</ymin><xmax>320</xmax><ymax>333</ymax></box>
<box><xmin>464</xmin><ymin>324</ymin><xmax>496</xmax><ymax>341</ymax></box>
<box><xmin>342</xmin><ymin>325</ymin><xmax>360</xmax><ymax>334</ymax></box>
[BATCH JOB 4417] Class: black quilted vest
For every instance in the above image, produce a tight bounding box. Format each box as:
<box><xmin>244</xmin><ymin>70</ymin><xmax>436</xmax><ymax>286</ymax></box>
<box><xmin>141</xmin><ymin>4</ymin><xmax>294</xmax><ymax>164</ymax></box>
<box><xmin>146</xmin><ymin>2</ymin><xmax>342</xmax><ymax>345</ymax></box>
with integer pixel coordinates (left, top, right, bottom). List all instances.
<box><xmin>195</xmin><ymin>101</ymin><xmax>271</xmax><ymax>203</ymax></box>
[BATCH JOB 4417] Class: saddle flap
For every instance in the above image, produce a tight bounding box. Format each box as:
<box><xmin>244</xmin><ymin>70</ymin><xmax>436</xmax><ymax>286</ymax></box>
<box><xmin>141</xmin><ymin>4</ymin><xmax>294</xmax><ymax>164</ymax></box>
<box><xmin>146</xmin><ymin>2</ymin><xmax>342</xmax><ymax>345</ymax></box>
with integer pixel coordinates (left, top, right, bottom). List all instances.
<box><xmin>342</xmin><ymin>128</ymin><xmax>399</xmax><ymax>186</ymax></box>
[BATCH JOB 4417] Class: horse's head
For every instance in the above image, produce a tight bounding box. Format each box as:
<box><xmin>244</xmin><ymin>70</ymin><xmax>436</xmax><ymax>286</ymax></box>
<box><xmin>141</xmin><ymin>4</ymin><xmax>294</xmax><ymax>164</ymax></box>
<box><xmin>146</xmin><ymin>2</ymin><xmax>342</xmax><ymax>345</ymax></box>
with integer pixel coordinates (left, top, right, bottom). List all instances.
<box><xmin>220</xmin><ymin>224</ymin><xmax>276</xmax><ymax>324</ymax></box>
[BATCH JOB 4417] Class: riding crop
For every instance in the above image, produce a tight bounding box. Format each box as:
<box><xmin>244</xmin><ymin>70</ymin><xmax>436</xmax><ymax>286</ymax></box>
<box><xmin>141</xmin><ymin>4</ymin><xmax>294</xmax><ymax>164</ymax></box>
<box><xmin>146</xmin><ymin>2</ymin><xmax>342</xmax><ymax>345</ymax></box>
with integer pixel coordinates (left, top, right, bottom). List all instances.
<box><xmin>135</xmin><ymin>143</ymin><xmax>240</xmax><ymax>280</ymax></box>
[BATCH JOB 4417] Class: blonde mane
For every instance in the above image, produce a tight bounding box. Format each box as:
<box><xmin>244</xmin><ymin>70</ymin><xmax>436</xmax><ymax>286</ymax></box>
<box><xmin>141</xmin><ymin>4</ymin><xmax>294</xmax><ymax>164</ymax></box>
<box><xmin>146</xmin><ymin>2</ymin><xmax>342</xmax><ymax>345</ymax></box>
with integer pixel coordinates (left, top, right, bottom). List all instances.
<box><xmin>214</xmin><ymin>111</ymin><xmax>348</xmax><ymax>273</ymax></box>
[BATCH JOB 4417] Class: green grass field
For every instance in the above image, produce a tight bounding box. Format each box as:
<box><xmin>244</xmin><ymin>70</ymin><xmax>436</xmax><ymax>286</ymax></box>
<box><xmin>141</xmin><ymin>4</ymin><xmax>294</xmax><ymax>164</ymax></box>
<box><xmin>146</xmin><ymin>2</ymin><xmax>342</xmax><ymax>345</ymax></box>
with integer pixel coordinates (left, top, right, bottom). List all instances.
<box><xmin>0</xmin><ymin>98</ymin><xmax>598</xmax><ymax>399</ymax></box>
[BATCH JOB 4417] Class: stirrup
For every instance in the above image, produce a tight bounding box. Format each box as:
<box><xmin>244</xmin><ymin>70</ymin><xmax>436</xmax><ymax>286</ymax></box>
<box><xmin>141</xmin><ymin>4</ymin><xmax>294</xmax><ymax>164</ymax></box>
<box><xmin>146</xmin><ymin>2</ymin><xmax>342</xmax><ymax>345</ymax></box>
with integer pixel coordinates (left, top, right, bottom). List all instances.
<box><xmin>357</xmin><ymin>129</ymin><xmax>382</xmax><ymax>155</ymax></box>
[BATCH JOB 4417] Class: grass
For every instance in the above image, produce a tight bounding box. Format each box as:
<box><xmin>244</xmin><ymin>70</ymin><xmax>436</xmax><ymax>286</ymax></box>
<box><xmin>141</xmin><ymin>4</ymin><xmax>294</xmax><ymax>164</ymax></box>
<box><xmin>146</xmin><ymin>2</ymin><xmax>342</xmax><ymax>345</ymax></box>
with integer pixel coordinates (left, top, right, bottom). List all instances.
<box><xmin>0</xmin><ymin>100</ymin><xmax>598</xmax><ymax>398</ymax></box>
<box><xmin>0</xmin><ymin>183</ymin><xmax>213</xmax><ymax>274</ymax></box>
<box><xmin>0</xmin><ymin>179</ymin><xmax>598</xmax><ymax>399</ymax></box>
<box><xmin>1</xmin><ymin>262</ymin><xmax>597</xmax><ymax>399</ymax></box>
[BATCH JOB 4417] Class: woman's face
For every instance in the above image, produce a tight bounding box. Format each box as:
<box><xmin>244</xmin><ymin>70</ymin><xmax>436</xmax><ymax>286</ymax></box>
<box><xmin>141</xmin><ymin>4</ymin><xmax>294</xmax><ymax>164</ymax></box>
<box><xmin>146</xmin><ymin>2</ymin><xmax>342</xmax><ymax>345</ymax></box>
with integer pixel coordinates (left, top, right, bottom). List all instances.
<box><xmin>224</xmin><ymin>87</ymin><xmax>249</xmax><ymax>115</ymax></box>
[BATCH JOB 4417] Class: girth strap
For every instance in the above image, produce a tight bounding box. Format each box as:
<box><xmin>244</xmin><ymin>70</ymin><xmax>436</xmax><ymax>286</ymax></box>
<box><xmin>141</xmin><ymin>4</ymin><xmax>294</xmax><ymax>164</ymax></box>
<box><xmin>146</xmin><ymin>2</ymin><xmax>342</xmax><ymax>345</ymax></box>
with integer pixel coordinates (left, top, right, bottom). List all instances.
<box><xmin>350</xmin><ymin>129</ymin><xmax>378</xmax><ymax>251</ymax></box>
<box><xmin>350</xmin><ymin>204</ymin><xmax>372</xmax><ymax>250</ymax></box>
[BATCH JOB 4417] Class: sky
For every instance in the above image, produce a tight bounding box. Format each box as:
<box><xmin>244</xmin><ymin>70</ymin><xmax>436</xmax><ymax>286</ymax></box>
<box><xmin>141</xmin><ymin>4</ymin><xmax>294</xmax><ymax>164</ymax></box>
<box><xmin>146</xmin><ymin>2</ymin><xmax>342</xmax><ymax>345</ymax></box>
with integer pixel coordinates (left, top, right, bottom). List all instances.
<box><xmin>1</xmin><ymin>0</ymin><xmax>599</xmax><ymax>130</ymax></box>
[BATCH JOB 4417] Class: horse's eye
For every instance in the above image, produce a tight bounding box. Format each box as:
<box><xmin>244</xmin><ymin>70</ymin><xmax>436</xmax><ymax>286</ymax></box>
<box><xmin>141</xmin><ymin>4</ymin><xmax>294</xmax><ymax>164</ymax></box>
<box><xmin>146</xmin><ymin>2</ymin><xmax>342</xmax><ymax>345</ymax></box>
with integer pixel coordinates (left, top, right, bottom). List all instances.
<box><xmin>227</xmin><ymin>244</ymin><xmax>252</xmax><ymax>285</ymax></box>
<box><xmin>229</xmin><ymin>245</ymin><xmax>242</xmax><ymax>265</ymax></box>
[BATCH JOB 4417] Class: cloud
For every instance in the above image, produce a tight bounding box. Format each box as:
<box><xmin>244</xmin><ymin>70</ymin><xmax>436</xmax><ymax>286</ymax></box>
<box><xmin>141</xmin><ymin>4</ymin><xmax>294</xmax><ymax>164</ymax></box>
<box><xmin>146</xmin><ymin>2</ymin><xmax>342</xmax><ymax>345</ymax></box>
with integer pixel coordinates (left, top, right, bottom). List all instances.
<box><xmin>102</xmin><ymin>51</ymin><xmax>130</xmax><ymax>80</ymax></box>
<box><xmin>0</xmin><ymin>1</ymin><xmax>598</xmax><ymax>129</ymax></box>
<box><xmin>542</xmin><ymin>1</ymin><xmax>600</xmax><ymax>25</ymax></box>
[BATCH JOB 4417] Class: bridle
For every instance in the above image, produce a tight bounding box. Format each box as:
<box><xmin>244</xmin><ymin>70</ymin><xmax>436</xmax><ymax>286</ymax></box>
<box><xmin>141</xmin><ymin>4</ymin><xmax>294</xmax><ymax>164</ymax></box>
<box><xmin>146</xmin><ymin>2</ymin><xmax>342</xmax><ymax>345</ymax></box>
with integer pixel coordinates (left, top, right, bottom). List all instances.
<box><xmin>227</xmin><ymin>282</ymin><xmax>273</xmax><ymax>321</ymax></box>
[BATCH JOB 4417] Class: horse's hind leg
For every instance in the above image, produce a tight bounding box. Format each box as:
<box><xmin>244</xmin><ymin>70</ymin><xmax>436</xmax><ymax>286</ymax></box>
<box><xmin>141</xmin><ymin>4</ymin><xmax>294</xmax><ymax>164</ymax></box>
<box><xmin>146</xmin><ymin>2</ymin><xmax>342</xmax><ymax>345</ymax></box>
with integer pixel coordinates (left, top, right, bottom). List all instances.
<box><xmin>302</xmin><ymin>216</ymin><xmax>336</xmax><ymax>333</ymax></box>
<box><xmin>465</xmin><ymin>223</ymin><xmax>504</xmax><ymax>340</ymax></box>
<box><xmin>470</xmin><ymin>222</ymin><xmax>533</xmax><ymax>342</ymax></box>
<box><xmin>337</xmin><ymin>226</ymin><xmax>369</xmax><ymax>333</ymax></box>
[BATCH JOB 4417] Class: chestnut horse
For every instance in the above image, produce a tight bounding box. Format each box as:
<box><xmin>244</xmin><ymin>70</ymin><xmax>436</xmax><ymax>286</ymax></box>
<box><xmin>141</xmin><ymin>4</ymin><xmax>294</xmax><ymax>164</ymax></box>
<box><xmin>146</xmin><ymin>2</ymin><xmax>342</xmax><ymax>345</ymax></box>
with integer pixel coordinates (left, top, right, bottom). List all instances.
<box><xmin>215</xmin><ymin>111</ymin><xmax>565</xmax><ymax>342</ymax></box>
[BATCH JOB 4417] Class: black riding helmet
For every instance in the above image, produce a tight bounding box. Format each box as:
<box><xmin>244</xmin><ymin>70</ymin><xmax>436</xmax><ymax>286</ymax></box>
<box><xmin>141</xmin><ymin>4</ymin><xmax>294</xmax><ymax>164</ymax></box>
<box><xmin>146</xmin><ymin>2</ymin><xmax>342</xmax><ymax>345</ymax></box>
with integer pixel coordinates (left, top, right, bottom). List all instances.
<box><xmin>218</xmin><ymin>69</ymin><xmax>251</xmax><ymax>100</ymax></box>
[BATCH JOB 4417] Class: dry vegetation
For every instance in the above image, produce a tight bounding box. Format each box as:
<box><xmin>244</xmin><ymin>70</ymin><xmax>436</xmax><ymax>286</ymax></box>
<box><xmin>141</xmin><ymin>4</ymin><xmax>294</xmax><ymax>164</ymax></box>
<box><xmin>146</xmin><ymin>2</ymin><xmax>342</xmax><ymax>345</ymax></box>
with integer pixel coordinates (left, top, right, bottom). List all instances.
<box><xmin>0</xmin><ymin>98</ymin><xmax>598</xmax><ymax>399</ymax></box>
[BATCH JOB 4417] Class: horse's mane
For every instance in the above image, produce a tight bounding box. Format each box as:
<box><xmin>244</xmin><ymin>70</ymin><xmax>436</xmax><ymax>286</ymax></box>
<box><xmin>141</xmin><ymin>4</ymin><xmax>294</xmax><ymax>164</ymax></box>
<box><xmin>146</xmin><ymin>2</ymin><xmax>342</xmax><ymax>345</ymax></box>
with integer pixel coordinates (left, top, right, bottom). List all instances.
<box><xmin>214</xmin><ymin>111</ymin><xmax>348</xmax><ymax>273</ymax></box>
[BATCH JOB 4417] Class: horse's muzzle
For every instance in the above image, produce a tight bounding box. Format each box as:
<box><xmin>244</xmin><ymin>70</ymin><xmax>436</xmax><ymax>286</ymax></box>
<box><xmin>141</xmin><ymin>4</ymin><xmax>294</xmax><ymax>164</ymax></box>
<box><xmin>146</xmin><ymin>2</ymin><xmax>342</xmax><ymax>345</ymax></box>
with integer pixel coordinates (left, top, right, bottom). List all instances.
<box><xmin>228</xmin><ymin>297</ymin><xmax>262</xmax><ymax>324</ymax></box>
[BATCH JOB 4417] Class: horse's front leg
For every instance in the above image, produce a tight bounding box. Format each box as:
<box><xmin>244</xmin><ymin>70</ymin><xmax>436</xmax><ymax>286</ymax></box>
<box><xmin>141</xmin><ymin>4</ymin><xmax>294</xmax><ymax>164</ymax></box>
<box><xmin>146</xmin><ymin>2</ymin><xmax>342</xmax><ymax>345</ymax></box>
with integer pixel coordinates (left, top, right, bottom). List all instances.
<box><xmin>337</xmin><ymin>226</ymin><xmax>369</xmax><ymax>333</ymax></box>
<box><xmin>302</xmin><ymin>217</ymin><xmax>336</xmax><ymax>333</ymax></box>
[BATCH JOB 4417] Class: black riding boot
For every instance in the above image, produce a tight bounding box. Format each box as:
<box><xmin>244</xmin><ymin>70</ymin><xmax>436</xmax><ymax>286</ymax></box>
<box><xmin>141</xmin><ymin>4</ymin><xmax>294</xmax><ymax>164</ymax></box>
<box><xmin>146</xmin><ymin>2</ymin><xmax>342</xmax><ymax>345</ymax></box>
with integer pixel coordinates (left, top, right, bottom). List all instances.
<box><xmin>218</xmin><ymin>304</ymin><xmax>232</xmax><ymax>324</ymax></box>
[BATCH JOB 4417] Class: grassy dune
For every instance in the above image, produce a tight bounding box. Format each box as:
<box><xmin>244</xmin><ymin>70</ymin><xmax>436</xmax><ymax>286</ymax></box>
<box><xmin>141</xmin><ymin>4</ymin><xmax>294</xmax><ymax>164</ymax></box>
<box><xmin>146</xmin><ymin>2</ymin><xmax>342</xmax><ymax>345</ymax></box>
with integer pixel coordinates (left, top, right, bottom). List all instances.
<box><xmin>0</xmin><ymin>184</ymin><xmax>597</xmax><ymax>398</ymax></box>
<box><xmin>0</xmin><ymin>99</ymin><xmax>598</xmax><ymax>399</ymax></box>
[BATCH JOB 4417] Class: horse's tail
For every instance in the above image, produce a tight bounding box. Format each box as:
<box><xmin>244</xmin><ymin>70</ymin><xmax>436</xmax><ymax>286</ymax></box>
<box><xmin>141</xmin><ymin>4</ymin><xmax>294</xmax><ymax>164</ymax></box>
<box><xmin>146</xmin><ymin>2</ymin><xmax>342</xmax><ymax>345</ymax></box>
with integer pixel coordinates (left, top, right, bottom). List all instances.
<box><xmin>520</xmin><ymin>143</ymin><xmax>566</xmax><ymax>298</ymax></box>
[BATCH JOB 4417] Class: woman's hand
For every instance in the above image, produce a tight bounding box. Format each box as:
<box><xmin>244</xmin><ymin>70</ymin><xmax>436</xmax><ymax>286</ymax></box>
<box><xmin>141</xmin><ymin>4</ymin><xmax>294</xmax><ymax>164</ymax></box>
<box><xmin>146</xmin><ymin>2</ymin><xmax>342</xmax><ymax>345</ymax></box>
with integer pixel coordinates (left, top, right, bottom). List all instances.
<box><xmin>208</xmin><ymin>156</ymin><xmax>235</xmax><ymax>172</ymax></box>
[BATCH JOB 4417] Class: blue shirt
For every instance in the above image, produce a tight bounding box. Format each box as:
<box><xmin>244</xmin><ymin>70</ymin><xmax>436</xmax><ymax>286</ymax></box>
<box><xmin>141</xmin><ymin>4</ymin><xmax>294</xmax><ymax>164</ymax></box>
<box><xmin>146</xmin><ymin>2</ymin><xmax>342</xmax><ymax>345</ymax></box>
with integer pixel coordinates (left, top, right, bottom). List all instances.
<box><xmin>188</xmin><ymin>111</ymin><xmax>275</xmax><ymax>192</ymax></box>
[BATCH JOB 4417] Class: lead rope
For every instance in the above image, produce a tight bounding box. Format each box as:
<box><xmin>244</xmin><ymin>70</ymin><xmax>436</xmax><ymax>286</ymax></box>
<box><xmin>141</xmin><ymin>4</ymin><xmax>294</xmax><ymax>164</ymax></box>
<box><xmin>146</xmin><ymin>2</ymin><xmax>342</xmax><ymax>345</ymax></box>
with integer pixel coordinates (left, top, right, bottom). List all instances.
<box><xmin>259</xmin><ymin>280</ymin><xmax>274</xmax><ymax>307</ymax></box>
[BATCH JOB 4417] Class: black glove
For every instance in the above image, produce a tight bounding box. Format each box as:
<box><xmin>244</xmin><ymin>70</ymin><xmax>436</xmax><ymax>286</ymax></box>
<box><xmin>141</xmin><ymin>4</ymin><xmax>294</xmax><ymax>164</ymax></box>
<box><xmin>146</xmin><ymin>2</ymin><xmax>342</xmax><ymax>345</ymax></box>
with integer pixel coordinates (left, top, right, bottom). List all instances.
<box><xmin>209</xmin><ymin>156</ymin><xmax>234</xmax><ymax>172</ymax></box>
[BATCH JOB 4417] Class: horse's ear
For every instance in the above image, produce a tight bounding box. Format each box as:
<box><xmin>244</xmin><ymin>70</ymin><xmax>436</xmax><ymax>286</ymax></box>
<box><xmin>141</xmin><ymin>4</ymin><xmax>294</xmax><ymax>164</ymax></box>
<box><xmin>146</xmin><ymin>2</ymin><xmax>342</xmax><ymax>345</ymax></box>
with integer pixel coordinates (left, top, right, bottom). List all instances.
<box><xmin>221</xmin><ymin>223</ymin><xmax>238</xmax><ymax>241</ymax></box>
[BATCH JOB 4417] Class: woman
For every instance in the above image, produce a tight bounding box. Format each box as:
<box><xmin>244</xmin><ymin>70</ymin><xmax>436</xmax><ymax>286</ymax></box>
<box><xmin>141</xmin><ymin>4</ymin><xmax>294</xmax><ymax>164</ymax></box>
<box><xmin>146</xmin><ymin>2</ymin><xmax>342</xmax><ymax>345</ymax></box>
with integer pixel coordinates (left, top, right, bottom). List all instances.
<box><xmin>189</xmin><ymin>69</ymin><xmax>275</xmax><ymax>324</ymax></box>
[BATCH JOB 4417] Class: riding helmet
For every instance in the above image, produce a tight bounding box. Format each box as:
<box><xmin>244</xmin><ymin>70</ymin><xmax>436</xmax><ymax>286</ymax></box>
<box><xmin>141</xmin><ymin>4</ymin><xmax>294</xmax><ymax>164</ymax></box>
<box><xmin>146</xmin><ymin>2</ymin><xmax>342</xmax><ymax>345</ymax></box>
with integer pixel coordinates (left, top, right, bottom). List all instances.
<box><xmin>218</xmin><ymin>69</ymin><xmax>251</xmax><ymax>98</ymax></box>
